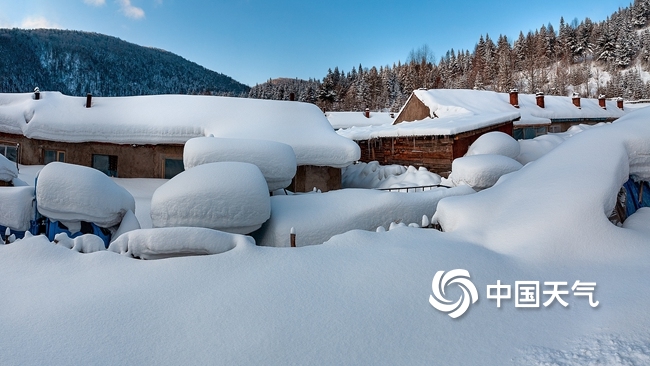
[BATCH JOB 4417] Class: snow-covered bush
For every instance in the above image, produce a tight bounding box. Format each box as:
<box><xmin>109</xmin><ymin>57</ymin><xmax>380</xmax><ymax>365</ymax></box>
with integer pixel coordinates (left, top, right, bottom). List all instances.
<box><xmin>0</xmin><ymin>186</ymin><xmax>34</xmax><ymax>231</ymax></box>
<box><xmin>449</xmin><ymin>154</ymin><xmax>523</xmax><ymax>190</ymax></box>
<box><xmin>108</xmin><ymin>227</ymin><xmax>253</xmax><ymax>260</ymax></box>
<box><xmin>0</xmin><ymin>153</ymin><xmax>18</xmax><ymax>183</ymax></box>
<box><xmin>36</xmin><ymin>162</ymin><xmax>135</xmax><ymax>227</ymax></box>
<box><xmin>342</xmin><ymin>161</ymin><xmax>441</xmax><ymax>189</ymax></box>
<box><xmin>53</xmin><ymin>232</ymin><xmax>106</xmax><ymax>253</ymax></box>
<box><xmin>150</xmin><ymin>162</ymin><xmax>271</xmax><ymax>234</ymax></box>
<box><xmin>183</xmin><ymin>136</ymin><xmax>297</xmax><ymax>191</ymax></box>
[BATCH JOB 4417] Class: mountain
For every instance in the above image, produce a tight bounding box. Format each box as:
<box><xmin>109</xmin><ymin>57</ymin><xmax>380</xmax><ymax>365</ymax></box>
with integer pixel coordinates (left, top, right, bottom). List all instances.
<box><xmin>0</xmin><ymin>28</ymin><xmax>250</xmax><ymax>97</ymax></box>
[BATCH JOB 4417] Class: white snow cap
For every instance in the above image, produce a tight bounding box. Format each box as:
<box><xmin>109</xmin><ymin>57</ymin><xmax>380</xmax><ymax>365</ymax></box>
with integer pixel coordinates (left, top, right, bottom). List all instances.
<box><xmin>36</xmin><ymin>162</ymin><xmax>136</xmax><ymax>227</ymax></box>
<box><xmin>0</xmin><ymin>153</ymin><xmax>18</xmax><ymax>182</ymax></box>
<box><xmin>0</xmin><ymin>186</ymin><xmax>34</xmax><ymax>231</ymax></box>
<box><xmin>449</xmin><ymin>154</ymin><xmax>523</xmax><ymax>190</ymax></box>
<box><xmin>108</xmin><ymin>227</ymin><xmax>254</xmax><ymax>260</ymax></box>
<box><xmin>0</xmin><ymin>92</ymin><xmax>360</xmax><ymax>168</ymax></box>
<box><xmin>183</xmin><ymin>136</ymin><xmax>297</xmax><ymax>191</ymax></box>
<box><xmin>150</xmin><ymin>162</ymin><xmax>271</xmax><ymax>234</ymax></box>
<box><xmin>466</xmin><ymin>131</ymin><xmax>520</xmax><ymax>159</ymax></box>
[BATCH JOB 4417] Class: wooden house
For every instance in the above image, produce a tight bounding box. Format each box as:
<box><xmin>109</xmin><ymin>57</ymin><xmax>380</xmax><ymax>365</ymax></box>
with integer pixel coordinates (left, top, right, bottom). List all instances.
<box><xmin>0</xmin><ymin>92</ymin><xmax>360</xmax><ymax>192</ymax></box>
<box><xmin>337</xmin><ymin>89</ymin><xmax>626</xmax><ymax>176</ymax></box>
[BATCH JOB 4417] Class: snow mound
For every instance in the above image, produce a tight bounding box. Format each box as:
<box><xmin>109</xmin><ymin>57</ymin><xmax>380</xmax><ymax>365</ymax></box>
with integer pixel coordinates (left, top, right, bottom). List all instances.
<box><xmin>622</xmin><ymin>208</ymin><xmax>650</xmax><ymax>236</ymax></box>
<box><xmin>0</xmin><ymin>186</ymin><xmax>34</xmax><ymax>231</ymax></box>
<box><xmin>434</xmin><ymin>107</ymin><xmax>650</xmax><ymax>262</ymax></box>
<box><xmin>150</xmin><ymin>162</ymin><xmax>271</xmax><ymax>234</ymax></box>
<box><xmin>342</xmin><ymin>161</ymin><xmax>442</xmax><ymax>189</ymax></box>
<box><xmin>516</xmin><ymin>134</ymin><xmax>566</xmax><ymax>165</ymax></box>
<box><xmin>36</xmin><ymin>162</ymin><xmax>136</xmax><ymax>227</ymax></box>
<box><xmin>449</xmin><ymin>154</ymin><xmax>523</xmax><ymax>190</ymax></box>
<box><xmin>515</xmin><ymin>123</ymin><xmax>604</xmax><ymax>165</ymax></box>
<box><xmin>253</xmin><ymin>186</ymin><xmax>473</xmax><ymax>247</ymax></box>
<box><xmin>183</xmin><ymin>137</ymin><xmax>297</xmax><ymax>191</ymax></box>
<box><xmin>466</xmin><ymin>131</ymin><xmax>520</xmax><ymax>159</ymax></box>
<box><xmin>0</xmin><ymin>154</ymin><xmax>18</xmax><ymax>182</ymax></box>
<box><xmin>111</xmin><ymin>210</ymin><xmax>141</xmax><ymax>242</ymax></box>
<box><xmin>53</xmin><ymin>232</ymin><xmax>106</xmax><ymax>253</ymax></box>
<box><xmin>108</xmin><ymin>227</ymin><xmax>253</xmax><ymax>260</ymax></box>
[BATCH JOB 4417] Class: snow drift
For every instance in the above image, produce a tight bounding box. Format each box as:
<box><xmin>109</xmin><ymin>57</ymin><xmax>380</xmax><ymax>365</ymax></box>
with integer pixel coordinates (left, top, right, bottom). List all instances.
<box><xmin>253</xmin><ymin>186</ymin><xmax>473</xmax><ymax>247</ymax></box>
<box><xmin>150</xmin><ymin>162</ymin><xmax>271</xmax><ymax>234</ymax></box>
<box><xmin>183</xmin><ymin>136</ymin><xmax>296</xmax><ymax>191</ymax></box>
<box><xmin>342</xmin><ymin>161</ymin><xmax>442</xmax><ymax>189</ymax></box>
<box><xmin>35</xmin><ymin>162</ymin><xmax>136</xmax><ymax>227</ymax></box>
<box><xmin>108</xmin><ymin>227</ymin><xmax>254</xmax><ymax>260</ymax></box>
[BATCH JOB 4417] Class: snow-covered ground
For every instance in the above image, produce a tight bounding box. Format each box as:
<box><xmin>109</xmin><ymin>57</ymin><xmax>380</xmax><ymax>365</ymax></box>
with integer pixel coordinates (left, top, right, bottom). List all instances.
<box><xmin>0</xmin><ymin>107</ymin><xmax>649</xmax><ymax>364</ymax></box>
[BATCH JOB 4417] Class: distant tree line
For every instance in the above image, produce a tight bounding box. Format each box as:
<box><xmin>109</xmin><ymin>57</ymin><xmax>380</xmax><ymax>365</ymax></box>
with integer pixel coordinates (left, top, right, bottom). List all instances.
<box><xmin>0</xmin><ymin>29</ymin><xmax>250</xmax><ymax>97</ymax></box>
<box><xmin>250</xmin><ymin>0</ymin><xmax>650</xmax><ymax>111</ymax></box>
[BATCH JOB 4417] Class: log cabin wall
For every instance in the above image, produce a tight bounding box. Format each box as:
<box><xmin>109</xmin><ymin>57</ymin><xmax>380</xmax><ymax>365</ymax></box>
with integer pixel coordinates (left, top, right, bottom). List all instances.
<box><xmin>355</xmin><ymin>121</ymin><xmax>514</xmax><ymax>176</ymax></box>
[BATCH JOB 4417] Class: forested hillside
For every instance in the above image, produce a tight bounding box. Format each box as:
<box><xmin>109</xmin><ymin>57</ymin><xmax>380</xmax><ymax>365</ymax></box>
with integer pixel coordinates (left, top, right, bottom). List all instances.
<box><xmin>250</xmin><ymin>0</ymin><xmax>650</xmax><ymax>111</ymax></box>
<box><xmin>0</xmin><ymin>29</ymin><xmax>250</xmax><ymax>97</ymax></box>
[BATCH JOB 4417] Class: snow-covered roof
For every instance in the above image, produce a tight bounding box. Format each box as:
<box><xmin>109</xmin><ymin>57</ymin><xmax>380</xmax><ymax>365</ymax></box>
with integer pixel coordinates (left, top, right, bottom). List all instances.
<box><xmin>337</xmin><ymin>89</ymin><xmax>626</xmax><ymax>140</ymax></box>
<box><xmin>0</xmin><ymin>92</ymin><xmax>360</xmax><ymax>168</ymax></box>
<box><xmin>326</xmin><ymin>111</ymin><xmax>395</xmax><ymax>129</ymax></box>
<box><xmin>337</xmin><ymin>111</ymin><xmax>519</xmax><ymax>140</ymax></box>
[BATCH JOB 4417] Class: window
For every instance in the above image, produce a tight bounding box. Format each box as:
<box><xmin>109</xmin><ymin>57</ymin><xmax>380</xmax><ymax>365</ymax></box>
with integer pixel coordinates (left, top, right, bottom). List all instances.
<box><xmin>92</xmin><ymin>154</ymin><xmax>118</xmax><ymax>177</ymax></box>
<box><xmin>44</xmin><ymin>150</ymin><xmax>65</xmax><ymax>164</ymax></box>
<box><xmin>0</xmin><ymin>144</ymin><xmax>18</xmax><ymax>162</ymax></box>
<box><xmin>549</xmin><ymin>125</ymin><xmax>562</xmax><ymax>134</ymax></box>
<box><xmin>164</xmin><ymin>158</ymin><xmax>184</xmax><ymax>179</ymax></box>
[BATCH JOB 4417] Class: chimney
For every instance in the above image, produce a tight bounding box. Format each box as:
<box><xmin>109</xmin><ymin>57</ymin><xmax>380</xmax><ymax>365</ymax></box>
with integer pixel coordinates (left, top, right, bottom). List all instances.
<box><xmin>598</xmin><ymin>95</ymin><xmax>606</xmax><ymax>109</ymax></box>
<box><xmin>289</xmin><ymin>92</ymin><xmax>295</xmax><ymax>101</ymax></box>
<box><xmin>572</xmin><ymin>92</ymin><xmax>581</xmax><ymax>109</ymax></box>
<box><xmin>536</xmin><ymin>92</ymin><xmax>545</xmax><ymax>108</ymax></box>
<box><xmin>509</xmin><ymin>89</ymin><xmax>519</xmax><ymax>108</ymax></box>
<box><xmin>86</xmin><ymin>93</ymin><xmax>92</xmax><ymax>108</ymax></box>
<box><xmin>365</xmin><ymin>108</ymin><xmax>370</xmax><ymax>118</ymax></box>
<box><xmin>34</xmin><ymin>87</ymin><xmax>40</xmax><ymax>100</ymax></box>
<box><xmin>617</xmin><ymin>97</ymin><xmax>624</xmax><ymax>110</ymax></box>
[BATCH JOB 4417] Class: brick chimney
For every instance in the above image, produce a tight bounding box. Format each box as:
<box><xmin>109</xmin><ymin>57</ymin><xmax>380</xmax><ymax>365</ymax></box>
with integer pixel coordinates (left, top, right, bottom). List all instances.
<box><xmin>34</xmin><ymin>87</ymin><xmax>40</xmax><ymax>100</ymax></box>
<box><xmin>572</xmin><ymin>92</ymin><xmax>581</xmax><ymax>109</ymax></box>
<box><xmin>536</xmin><ymin>92</ymin><xmax>545</xmax><ymax>108</ymax></box>
<box><xmin>598</xmin><ymin>95</ymin><xmax>606</xmax><ymax>109</ymax></box>
<box><xmin>86</xmin><ymin>93</ymin><xmax>92</xmax><ymax>108</ymax></box>
<box><xmin>509</xmin><ymin>89</ymin><xmax>519</xmax><ymax>108</ymax></box>
<box><xmin>617</xmin><ymin>97</ymin><xmax>624</xmax><ymax>110</ymax></box>
<box><xmin>365</xmin><ymin>108</ymin><xmax>370</xmax><ymax>118</ymax></box>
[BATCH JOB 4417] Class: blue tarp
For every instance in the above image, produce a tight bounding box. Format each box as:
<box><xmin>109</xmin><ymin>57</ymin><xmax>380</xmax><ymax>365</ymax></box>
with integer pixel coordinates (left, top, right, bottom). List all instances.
<box><xmin>623</xmin><ymin>178</ymin><xmax>650</xmax><ymax>217</ymax></box>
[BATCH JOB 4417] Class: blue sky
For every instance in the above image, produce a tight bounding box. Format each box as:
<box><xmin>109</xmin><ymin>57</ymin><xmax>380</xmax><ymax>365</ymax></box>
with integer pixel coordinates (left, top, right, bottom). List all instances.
<box><xmin>0</xmin><ymin>0</ymin><xmax>633</xmax><ymax>86</ymax></box>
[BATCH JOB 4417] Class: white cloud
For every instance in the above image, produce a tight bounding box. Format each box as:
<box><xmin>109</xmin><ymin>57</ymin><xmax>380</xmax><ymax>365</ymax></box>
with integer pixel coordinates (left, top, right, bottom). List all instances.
<box><xmin>20</xmin><ymin>16</ymin><xmax>61</xmax><ymax>29</ymax></box>
<box><xmin>118</xmin><ymin>0</ymin><xmax>145</xmax><ymax>19</ymax></box>
<box><xmin>83</xmin><ymin>0</ymin><xmax>106</xmax><ymax>6</ymax></box>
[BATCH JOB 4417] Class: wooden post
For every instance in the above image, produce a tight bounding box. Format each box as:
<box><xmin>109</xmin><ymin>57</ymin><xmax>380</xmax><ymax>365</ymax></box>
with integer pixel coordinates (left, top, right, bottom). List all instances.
<box><xmin>86</xmin><ymin>93</ymin><xmax>92</xmax><ymax>108</ymax></box>
<box><xmin>290</xmin><ymin>227</ymin><xmax>296</xmax><ymax>247</ymax></box>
